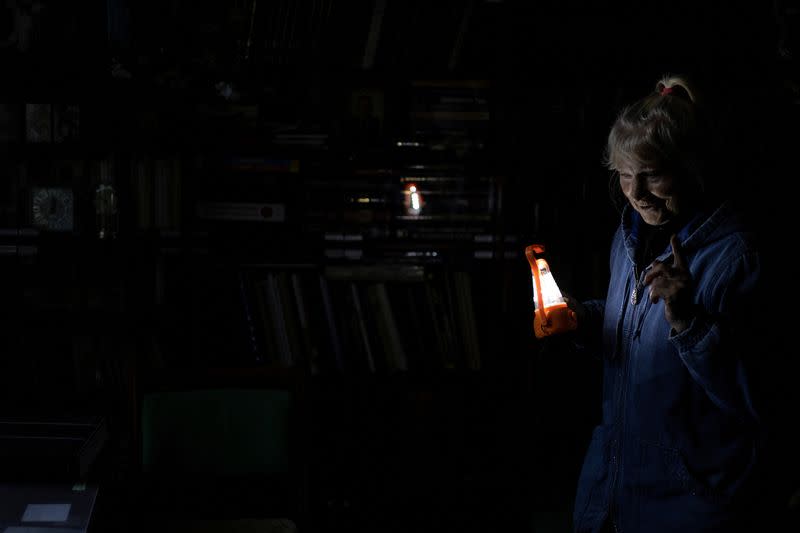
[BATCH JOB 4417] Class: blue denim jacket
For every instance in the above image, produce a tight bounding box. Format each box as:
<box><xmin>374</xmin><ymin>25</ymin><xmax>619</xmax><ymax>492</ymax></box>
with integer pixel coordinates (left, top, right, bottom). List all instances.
<box><xmin>574</xmin><ymin>201</ymin><xmax>763</xmax><ymax>533</ymax></box>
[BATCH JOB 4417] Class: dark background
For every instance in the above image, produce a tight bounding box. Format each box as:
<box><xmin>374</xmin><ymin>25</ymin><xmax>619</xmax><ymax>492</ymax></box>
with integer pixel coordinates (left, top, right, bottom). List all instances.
<box><xmin>1</xmin><ymin>1</ymin><xmax>798</xmax><ymax>532</ymax></box>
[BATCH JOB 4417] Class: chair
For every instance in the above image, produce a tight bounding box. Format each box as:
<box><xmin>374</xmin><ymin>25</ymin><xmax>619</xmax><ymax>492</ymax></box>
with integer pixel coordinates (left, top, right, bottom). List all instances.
<box><xmin>133</xmin><ymin>366</ymin><xmax>308</xmax><ymax>533</ymax></box>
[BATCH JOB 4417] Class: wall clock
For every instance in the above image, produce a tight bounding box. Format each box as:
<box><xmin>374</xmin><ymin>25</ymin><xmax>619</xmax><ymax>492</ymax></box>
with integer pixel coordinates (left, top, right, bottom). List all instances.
<box><xmin>31</xmin><ymin>187</ymin><xmax>74</xmax><ymax>232</ymax></box>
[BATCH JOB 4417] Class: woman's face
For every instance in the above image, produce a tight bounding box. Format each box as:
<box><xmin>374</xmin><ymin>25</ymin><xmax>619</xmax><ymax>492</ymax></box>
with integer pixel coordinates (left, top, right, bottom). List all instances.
<box><xmin>618</xmin><ymin>165</ymin><xmax>683</xmax><ymax>226</ymax></box>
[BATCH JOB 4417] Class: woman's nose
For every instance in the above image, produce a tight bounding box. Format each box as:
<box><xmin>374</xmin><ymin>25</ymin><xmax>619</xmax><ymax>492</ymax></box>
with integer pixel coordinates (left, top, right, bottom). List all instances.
<box><xmin>630</xmin><ymin>177</ymin><xmax>647</xmax><ymax>199</ymax></box>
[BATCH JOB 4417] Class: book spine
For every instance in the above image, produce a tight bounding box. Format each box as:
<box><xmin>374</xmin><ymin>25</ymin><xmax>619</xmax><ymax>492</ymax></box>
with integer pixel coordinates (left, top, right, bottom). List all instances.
<box><xmin>266</xmin><ymin>273</ymin><xmax>292</xmax><ymax>367</ymax></box>
<box><xmin>319</xmin><ymin>274</ymin><xmax>344</xmax><ymax>373</ymax></box>
<box><xmin>291</xmin><ymin>272</ymin><xmax>320</xmax><ymax>375</ymax></box>
<box><xmin>25</xmin><ymin>104</ymin><xmax>52</xmax><ymax>143</ymax></box>
<box><xmin>196</xmin><ymin>202</ymin><xmax>286</xmax><ymax>222</ymax></box>
<box><xmin>455</xmin><ymin>271</ymin><xmax>481</xmax><ymax>370</ymax></box>
<box><xmin>350</xmin><ymin>282</ymin><xmax>376</xmax><ymax>374</ymax></box>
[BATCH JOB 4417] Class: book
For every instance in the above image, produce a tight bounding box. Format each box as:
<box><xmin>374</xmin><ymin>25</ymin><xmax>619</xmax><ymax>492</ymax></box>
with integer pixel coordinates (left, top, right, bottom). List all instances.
<box><xmin>226</xmin><ymin>157</ymin><xmax>300</xmax><ymax>173</ymax></box>
<box><xmin>266</xmin><ymin>273</ymin><xmax>293</xmax><ymax>367</ymax></box>
<box><xmin>365</xmin><ymin>283</ymin><xmax>408</xmax><ymax>373</ymax></box>
<box><xmin>324</xmin><ymin>264</ymin><xmax>426</xmax><ymax>283</ymax></box>
<box><xmin>133</xmin><ymin>155</ymin><xmax>154</xmax><ymax>230</ymax></box>
<box><xmin>424</xmin><ymin>281</ymin><xmax>456</xmax><ymax>370</ymax></box>
<box><xmin>53</xmin><ymin>104</ymin><xmax>80</xmax><ymax>143</ymax></box>
<box><xmin>196</xmin><ymin>201</ymin><xmax>286</xmax><ymax>222</ymax></box>
<box><xmin>349</xmin><ymin>282</ymin><xmax>376</xmax><ymax>374</ymax></box>
<box><xmin>385</xmin><ymin>283</ymin><xmax>429</xmax><ymax>374</ymax></box>
<box><xmin>361</xmin><ymin>0</ymin><xmax>387</xmax><ymax>69</ymax></box>
<box><xmin>454</xmin><ymin>271</ymin><xmax>481</xmax><ymax>370</ymax></box>
<box><xmin>319</xmin><ymin>274</ymin><xmax>344</xmax><ymax>373</ymax></box>
<box><xmin>276</xmin><ymin>271</ymin><xmax>304</xmax><ymax>368</ymax></box>
<box><xmin>290</xmin><ymin>272</ymin><xmax>321</xmax><ymax>374</ymax></box>
<box><xmin>238</xmin><ymin>270</ymin><xmax>264</xmax><ymax>364</ymax></box>
<box><xmin>154</xmin><ymin>158</ymin><xmax>182</xmax><ymax>230</ymax></box>
<box><xmin>249</xmin><ymin>267</ymin><xmax>329</xmax><ymax>375</ymax></box>
<box><xmin>441</xmin><ymin>271</ymin><xmax>464</xmax><ymax>368</ymax></box>
<box><xmin>347</xmin><ymin>88</ymin><xmax>384</xmax><ymax>146</ymax></box>
<box><xmin>25</xmin><ymin>104</ymin><xmax>52</xmax><ymax>143</ymax></box>
<box><xmin>254</xmin><ymin>278</ymin><xmax>280</xmax><ymax>366</ymax></box>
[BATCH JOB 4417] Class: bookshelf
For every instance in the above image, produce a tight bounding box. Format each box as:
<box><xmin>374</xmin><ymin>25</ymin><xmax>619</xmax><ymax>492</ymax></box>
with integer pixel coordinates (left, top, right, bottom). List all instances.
<box><xmin>2</xmin><ymin>3</ymin><xmax>532</xmax><ymax>528</ymax></box>
<box><xmin>2</xmin><ymin>75</ymin><xmax>527</xmax><ymax>528</ymax></box>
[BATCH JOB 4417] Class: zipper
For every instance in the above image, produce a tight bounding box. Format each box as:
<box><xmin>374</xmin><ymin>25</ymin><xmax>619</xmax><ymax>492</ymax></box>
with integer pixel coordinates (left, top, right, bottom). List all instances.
<box><xmin>631</xmin><ymin>263</ymin><xmax>656</xmax><ymax>339</ymax></box>
<box><xmin>605</xmin><ymin>269</ymin><xmax>633</xmax><ymax>527</ymax></box>
<box><xmin>630</xmin><ymin>264</ymin><xmax>650</xmax><ymax>306</ymax></box>
<box><xmin>633</xmin><ymin>298</ymin><xmax>652</xmax><ymax>340</ymax></box>
<box><xmin>630</xmin><ymin>265</ymin><xmax>641</xmax><ymax>305</ymax></box>
<box><xmin>609</xmin><ymin>264</ymin><xmax>643</xmax><ymax>533</ymax></box>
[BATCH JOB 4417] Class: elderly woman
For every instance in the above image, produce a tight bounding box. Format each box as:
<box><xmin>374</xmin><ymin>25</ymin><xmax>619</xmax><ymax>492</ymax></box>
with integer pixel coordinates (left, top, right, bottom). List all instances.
<box><xmin>570</xmin><ymin>75</ymin><xmax>765</xmax><ymax>533</ymax></box>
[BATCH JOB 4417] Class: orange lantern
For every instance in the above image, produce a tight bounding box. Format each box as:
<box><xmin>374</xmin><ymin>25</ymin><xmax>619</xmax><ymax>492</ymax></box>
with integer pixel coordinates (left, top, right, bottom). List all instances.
<box><xmin>525</xmin><ymin>244</ymin><xmax>578</xmax><ymax>338</ymax></box>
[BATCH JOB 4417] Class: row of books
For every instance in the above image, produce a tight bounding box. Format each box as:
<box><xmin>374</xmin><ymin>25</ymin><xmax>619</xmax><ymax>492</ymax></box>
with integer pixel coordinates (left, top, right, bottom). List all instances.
<box><xmin>132</xmin><ymin>155</ymin><xmax>182</xmax><ymax>231</ymax></box>
<box><xmin>408</xmin><ymin>80</ymin><xmax>491</xmax><ymax>156</ymax></box>
<box><xmin>303</xmin><ymin>172</ymin><xmax>497</xmax><ymax>226</ymax></box>
<box><xmin>128</xmin><ymin>155</ymin><xmax>501</xmax><ymax>259</ymax></box>
<box><xmin>240</xmin><ymin>266</ymin><xmax>482</xmax><ymax>375</ymax></box>
<box><xmin>0</xmin><ymin>104</ymin><xmax>80</xmax><ymax>143</ymax></box>
<box><xmin>307</xmin><ymin>173</ymin><xmax>501</xmax><ymax>262</ymax></box>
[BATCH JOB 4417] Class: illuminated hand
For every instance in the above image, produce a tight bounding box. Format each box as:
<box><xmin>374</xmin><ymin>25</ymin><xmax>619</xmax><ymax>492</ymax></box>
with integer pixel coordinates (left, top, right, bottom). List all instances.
<box><xmin>561</xmin><ymin>293</ymin><xmax>584</xmax><ymax>321</ymax></box>
<box><xmin>644</xmin><ymin>235</ymin><xmax>695</xmax><ymax>334</ymax></box>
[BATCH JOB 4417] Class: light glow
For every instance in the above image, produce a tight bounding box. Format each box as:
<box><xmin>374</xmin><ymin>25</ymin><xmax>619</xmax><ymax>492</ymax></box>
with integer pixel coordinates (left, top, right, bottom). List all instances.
<box><xmin>531</xmin><ymin>258</ymin><xmax>566</xmax><ymax>310</ymax></box>
<box><xmin>411</xmin><ymin>191</ymin><xmax>420</xmax><ymax>211</ymax></box>
<box><xmin>404</xmin><ymin>183</ymin><xmax>423</xmax><ymax>214</ymax></box>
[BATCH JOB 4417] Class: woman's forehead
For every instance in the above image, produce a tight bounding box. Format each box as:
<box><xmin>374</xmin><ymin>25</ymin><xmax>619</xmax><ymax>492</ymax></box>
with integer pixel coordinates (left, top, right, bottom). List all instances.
<box><xmin>610</xmin><ymin>153</ymin><xmax>663</xmax><ymax>172</ymax></box>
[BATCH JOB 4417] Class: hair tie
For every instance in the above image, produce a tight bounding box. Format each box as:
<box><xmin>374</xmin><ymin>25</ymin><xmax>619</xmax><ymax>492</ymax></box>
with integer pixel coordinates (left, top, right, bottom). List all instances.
<box><xmin>660</xmin><ymin>86</ymin><xmax>674</xmax><ymax>96</ymax></box>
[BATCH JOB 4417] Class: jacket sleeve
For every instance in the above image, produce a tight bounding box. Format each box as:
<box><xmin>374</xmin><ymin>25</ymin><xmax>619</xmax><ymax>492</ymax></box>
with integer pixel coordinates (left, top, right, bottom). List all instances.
<box><xmin>669</xmin><ymin>248</ymin><xmax>761</xmax><ymax>422</ymax></box>
<box><xmin>581</xmin><ymin>298</ymin><xmax>606</xmax><ymax>346</ymax></box>
<box><xmin>566</xmin><ymin>298</ymin><xmax>606</xmax><ymax>358</ymax></box>
<box><xmin>574</xmin><ymin>227</ymin><xmax>619</xmax><ymax>353</ymax></box>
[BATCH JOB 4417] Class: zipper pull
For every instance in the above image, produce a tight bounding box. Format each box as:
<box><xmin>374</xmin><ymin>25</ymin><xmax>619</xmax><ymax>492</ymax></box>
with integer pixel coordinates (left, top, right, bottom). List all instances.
<box><xmin>630</xmin><ymin>264</ymin><xmax>652</xmax><ymax>306</ymax></box>
<box><xmin>631</xmin><ymin>265</ymin><xmax>640</xmax><ymax>305</ymax></box>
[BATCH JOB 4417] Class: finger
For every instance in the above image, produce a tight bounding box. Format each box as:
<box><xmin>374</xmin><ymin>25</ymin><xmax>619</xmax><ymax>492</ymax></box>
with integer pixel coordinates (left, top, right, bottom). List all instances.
<box><xmin>644</xmin><ymin>263</ymin><xmax>669</xmax><ymax>285</ymax></box>
<box><xmin>649</xmin><ymin>285</ymin><xmax>661</xmax><ymax>303</ymax></box>
<box><xmin>648</xmin><ymin>277</ymin><xmax>675</xmax><ymax>304</ymax></box>
<box><xmin>670</xmin><ymin>234</ymin><xmax>687</xmax><ymax>270</ymax></box>
<box><xmin>648</xmin><ymin>277</ymin><xmax>664</xmax><ymax>303</ymax></box>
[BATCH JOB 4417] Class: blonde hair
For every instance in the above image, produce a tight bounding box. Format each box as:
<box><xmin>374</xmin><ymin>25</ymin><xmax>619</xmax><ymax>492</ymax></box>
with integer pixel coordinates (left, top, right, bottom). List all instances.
<box><xmin>605</xmin><ymin>74</ymin><xmax>711</xmax><ymax>207</ymax></box>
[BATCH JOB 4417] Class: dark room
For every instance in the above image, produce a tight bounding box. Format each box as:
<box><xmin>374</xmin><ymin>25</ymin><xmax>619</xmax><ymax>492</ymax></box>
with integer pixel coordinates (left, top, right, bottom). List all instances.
<box><xmin>2</xmin><ymin>0</ymin><xmax>799</xmax><ymax>532</ymax></box>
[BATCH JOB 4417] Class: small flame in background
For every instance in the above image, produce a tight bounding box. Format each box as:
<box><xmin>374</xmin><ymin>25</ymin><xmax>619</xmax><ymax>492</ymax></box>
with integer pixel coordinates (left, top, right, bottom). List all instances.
<box><xmin>405</xmin><ymin>183</ymin><xmax>423</xmax><ymax>215</ymax></box>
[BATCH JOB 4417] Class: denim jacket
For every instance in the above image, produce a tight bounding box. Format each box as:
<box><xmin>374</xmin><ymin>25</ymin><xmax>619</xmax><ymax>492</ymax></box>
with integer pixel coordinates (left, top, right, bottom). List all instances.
<box><xmin>574</xmin><ymin>201</ymin><xmax>763</xmax><ymax>533</ymax></box>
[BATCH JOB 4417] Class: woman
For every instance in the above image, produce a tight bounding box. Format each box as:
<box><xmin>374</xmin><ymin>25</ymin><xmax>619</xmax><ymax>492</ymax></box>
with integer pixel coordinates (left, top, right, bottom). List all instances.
<box><xmin>570</xmin><ymin>75</ymin><xmax>766</xmax><ymax>532</ymax></box>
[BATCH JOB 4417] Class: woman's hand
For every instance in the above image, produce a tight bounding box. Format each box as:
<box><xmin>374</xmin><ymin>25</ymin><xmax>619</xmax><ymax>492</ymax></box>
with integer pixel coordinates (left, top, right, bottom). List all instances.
<box><xmin>562</xmin><ymin>293</ymin><xmax>587</xmax><ymax>326</ymax></box>
<box><xmin>644</xmin><ymin>234</ymin><xmax>695</xmax><ymax>334</ymax></box>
